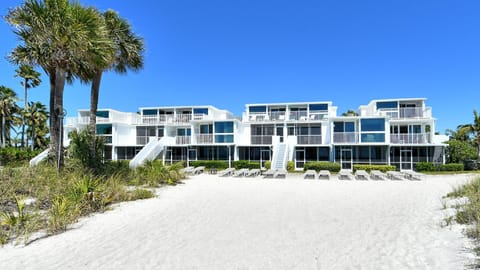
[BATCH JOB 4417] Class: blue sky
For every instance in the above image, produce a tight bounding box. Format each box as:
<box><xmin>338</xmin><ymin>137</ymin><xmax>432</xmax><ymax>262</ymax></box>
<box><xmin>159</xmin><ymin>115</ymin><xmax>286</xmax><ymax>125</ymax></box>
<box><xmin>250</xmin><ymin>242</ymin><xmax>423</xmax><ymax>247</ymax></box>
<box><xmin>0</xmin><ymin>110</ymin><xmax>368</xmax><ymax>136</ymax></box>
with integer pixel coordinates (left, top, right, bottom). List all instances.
<box><xmin>1</xmin><ymin>0</ymin><xmax>479</xmax><ymax>133</ymax></box>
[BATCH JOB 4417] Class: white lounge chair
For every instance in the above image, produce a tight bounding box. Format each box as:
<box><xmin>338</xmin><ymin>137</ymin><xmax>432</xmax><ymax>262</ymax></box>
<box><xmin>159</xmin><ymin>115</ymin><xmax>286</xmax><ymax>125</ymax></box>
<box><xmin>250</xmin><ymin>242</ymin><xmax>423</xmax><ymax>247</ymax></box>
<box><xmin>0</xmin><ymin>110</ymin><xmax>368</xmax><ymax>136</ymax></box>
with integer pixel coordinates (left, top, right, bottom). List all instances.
<box><xmin>246</xmin><ymin>169</ymin><xmax>261</xmax><ymax>177</ymax></box>
<box><xmin>370</xmin><ymin>170</ymin><xmax>386</xmax><ymax>180</ymax></box>
<box><xmin>263</xmin><ymin>169</ymin><xmax>275</xmax><ymax>178</ymax></box>
<box><xmin>387</xmin><ymin>171</ymin><xmax>404</xmax><ymax>180</ymax></box>
<box><xmin>338</xmin><ymin>169</ymin><xmax>353</xmax><ymax>180</ymax></box>
<box><xmin>355</xmin><ymin>170</ymin><xmax>369</xmax><ymax>180</ymax></box>
<box><xmin>318</xmin><ymin>170</ymin><xmax>331</xmax><ymax>180</ymax></box>
<box><xmin>234</xmin><ymin>168</ymin><xmax>249</xmax><ymax>177</ymax></box>
<box><xmin>182</xmin><ymin>166</ymin><xmax>195</xmax><ymax>175</ymax></box>
<box><xmin>403</xmin><ymin>170</ymin><xmax>425</xmax><ymax>181</ymax></box>
<box><xmin>274</xmin><ymin>170</ymin><xmax>287</xmax><ymax>178</ymax></box>
<box><xmin>192</xmin><ymin>166</ymin><xmax>205</xmax><ymax>175</ymax></box>
<box><xmin>218</xmin><ymin>168</ymin><xmax>235</xmax><ymax>177</ymax></box>
<box><xmin>303</xmin><ymin>170</ymin><xmax>317</xmax><ymax>179</ymax></box>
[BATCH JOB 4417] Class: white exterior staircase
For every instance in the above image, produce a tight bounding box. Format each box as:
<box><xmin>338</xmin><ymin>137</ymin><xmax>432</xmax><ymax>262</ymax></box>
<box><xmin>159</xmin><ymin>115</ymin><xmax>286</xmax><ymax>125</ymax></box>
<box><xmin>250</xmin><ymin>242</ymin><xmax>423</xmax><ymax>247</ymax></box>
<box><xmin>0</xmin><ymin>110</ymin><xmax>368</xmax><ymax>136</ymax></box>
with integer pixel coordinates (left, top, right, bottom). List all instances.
<box><xmin>271</xmin><ymin>143</ymin><xmax>288</xmax><ymax>170</ymax></box>
<box><xmin>129</xmin><ymin>137</ymin><xmax>174</xmax><ymax>169</ymax></box>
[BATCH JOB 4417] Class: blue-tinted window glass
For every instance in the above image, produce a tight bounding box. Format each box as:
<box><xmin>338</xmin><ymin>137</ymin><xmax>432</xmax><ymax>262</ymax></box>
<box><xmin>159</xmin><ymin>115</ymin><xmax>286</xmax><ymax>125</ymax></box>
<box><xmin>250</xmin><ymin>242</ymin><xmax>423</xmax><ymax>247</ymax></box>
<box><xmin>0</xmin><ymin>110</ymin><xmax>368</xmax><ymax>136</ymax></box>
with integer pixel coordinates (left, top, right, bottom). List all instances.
<box><xmin>309</xmin><ymin>104</ymin><xmax>328</xmax><ymax>111</ymax></box>
<box><xmin>143</xmin><ymin>109</ymin><xmax>157</xmax><ymax>115</ymax></box>
<box><xmin>249</xmin><ymin>106</ymin><xmax>266</xmax><ymax>113</ymax></box>
<box><xmin>410</xmin><ymin>125</ymin><xmax>421</xmax><ymax>133</ymax></box>
<box><xmin>200</xmin><ymin>124</ymin><xmax>212</xmax><ymax>134</ymax></box>
<box><xmin>376</xmin><ymin>101</ymin><xmax>398</xmax><ymax>109</ymax></box>
<box><xmin>215</xmin><ymin>122</ymin><xmax>233</xmax><ymax>133</ymax></box>
<box><xmin>345</xmin><ymin>122</ymin><xmax>355</xmax><ymax>132</ymax></box>
<box><xmin>361</xmin><ymin>133</ymin><xmax>385</xmax><ymax>143</ymax></box>
<box><xmin>96</xmin><ymin>124</ymin><xmax>112</xmax><ymax>135</ymax></box>
<box><xmin>193</xmin><ymin>108</ymin><xmax>208</xmax><ymax>115</ymax></box>
<box><xmin>215</xmin><ymin>135</ymin><xmax>234</xmax><ymax>143</ymax></box>
<box><xmin>334</xmin><ymin>122</ymin><xmax>344</xmax><ymax>132</ymax></box>
<box><xmin>96</xmin><ymin>111</ymin><xmax>109</xmax><ymax>118</ymax></box>
<box><xmin>177</xmin><ymin>128</ymin><xmax>191</xmax><ymax>136</ymax></box>
<box><xmin>361</xmin><ymin>119</ymin><xmax>385</xmax><ymax>132</ymax></box>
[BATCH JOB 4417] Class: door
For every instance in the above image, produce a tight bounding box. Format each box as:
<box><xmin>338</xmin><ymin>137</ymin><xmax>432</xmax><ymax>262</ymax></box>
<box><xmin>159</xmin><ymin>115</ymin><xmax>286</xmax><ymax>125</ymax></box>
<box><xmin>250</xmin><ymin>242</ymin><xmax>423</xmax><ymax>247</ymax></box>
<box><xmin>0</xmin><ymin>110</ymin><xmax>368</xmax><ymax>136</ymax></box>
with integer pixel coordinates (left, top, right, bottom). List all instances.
<box><xmin>188</xmin><ymin>148</ymin><xmax>197</xmax><ymax>167</ymax></box>
<box><xmin>260</xmin><ymin>149</ymin><xmax>271</xmax><ymax>169</ymax></box>
<box><xmin>341</xmin><ymin>149</ymin><xmax>353</xmax><ymax>170</ymax></box>
<box><xmin>295</xmin><ymin>149</ymin><xmax>305</xmax><ymax>170</ymax></box>
<box><xmin>400</xmin><ymin>149</ymin><xmax>412</xmax><ymax>171</ymax></box>
<box><xmin>276</xmin><ymin>127</ymin><xmax>284</xmax><ymax>143</ymax></box>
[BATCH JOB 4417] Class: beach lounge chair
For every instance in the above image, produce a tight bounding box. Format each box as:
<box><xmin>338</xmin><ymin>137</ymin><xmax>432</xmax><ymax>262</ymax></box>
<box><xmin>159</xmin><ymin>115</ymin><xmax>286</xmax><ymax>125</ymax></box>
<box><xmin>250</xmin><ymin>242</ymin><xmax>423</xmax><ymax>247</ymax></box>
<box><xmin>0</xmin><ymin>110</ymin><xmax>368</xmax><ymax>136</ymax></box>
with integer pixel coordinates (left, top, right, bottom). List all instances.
<box><xmin>338</xmin><ymin>169</ymin><xmax>353</xmax><ymax>180</ymax></box>
<box><xmin>182</xmin><ymin>166</ymin><xmax>195</xmax><ymax>175</ymax></box>
<box><xmin>263</xmin><ymin>169</ymin><xmax>275</xmax><ymax>178</ymax></box>
<box><xmin>303</xmin><ymin>170</ymin><xmax>317</xmax><ymax>179</ymax></box>
<box><xmin>402</xmin><ymin>170</ymin><xmax>425</xmax><ymax>181</ymax></box>
<box><xmin>355</xmin><ymin>170</ymin><xmax>369</xmax><ymax>180</ymax></box>
<box><xmin>370</xmin><ymin>170</ymin><xmax>386</xmax><ymax>180</ymax></box>
<box><xmin>246</xmin><ymin>169</ymin><xmax>261</xmax><ymax>177</ymax></box>
<box><xmin>318</xmin><ymin>170</ymin><xmax>331</xmax><ymax>180</ymax></box>
<box><xmin>386</xmin><ymin>171</ymin><xmax>404</xmax><ymax>180</ymax></box>
<box><xmin>274</xmin><ymin>169</ymin><xmax>287</xmax><ymax>178</ymax></box>
<box><xmin>218</xmin><ymin>168</ymin><xmax>235</xmax><ymax>177</ymax></box>
<box><xmin>192</xmin><ymin>166</ymin><xmax>205</xmax><ymax>175</ymax></box>
<box><xmin>234</xmin><ymin>168</ymin><xmax>249</xmax><ymax>177</ymax></box>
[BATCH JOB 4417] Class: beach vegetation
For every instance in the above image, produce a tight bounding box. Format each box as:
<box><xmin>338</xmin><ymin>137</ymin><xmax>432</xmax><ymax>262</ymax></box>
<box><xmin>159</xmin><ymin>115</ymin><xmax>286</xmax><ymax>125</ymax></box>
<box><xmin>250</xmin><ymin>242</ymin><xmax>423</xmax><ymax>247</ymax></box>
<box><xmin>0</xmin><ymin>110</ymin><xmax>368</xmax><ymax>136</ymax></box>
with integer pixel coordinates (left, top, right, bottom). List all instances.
<box><xmin>191</xmin><ymin>160</ymin><xmax>229</xmax><ymax>170</ymax></box>
<box><xmin>352</xmin><ymin>164</ymin><xmax>396</xmax><ymax>173</ymax></box>
<box><xmin>233</xmin><ymin>160</ymin><xmax>261</xmax><ymax>170</ymax></box>
<box><xmin>304</xmin><ymin>162</ymin><xmax>341</xmax><ymax>173</ymax></box>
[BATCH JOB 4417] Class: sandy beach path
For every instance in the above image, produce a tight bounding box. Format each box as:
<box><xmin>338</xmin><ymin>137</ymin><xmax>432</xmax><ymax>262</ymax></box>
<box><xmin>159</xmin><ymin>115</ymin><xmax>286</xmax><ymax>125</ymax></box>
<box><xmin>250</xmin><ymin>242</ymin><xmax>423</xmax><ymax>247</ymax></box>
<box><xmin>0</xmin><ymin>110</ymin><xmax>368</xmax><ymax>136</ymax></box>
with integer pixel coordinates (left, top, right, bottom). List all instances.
<box><xmin>0</xmin><ymin>174</ymin><xmax>473</xmax><ymax>270</ymax></box>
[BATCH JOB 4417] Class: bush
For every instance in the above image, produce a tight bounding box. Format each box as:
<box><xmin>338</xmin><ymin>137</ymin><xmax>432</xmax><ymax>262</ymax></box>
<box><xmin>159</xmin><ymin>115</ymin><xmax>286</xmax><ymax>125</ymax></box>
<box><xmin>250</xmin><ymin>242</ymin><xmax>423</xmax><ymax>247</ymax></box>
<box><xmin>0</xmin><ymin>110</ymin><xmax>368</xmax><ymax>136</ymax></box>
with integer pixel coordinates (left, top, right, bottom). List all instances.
<box><xmin>265</xmin><ymin>161</ymin><xmax>271</xmax><ymax>170</ymax></box>
<box><xmin>415</xmin><ymin>162</ymin><xmax>436</xmax><ymax>172</ymax></box>
<box><xmin>465</xmin><ymin>160</ymin><xmax>480</xmax><ymax>171</ymax></box>
<box><xmin>353</xmin><ymin>164</ymin><xmax>396</xmax><ymax>173</ymax></box>
<box><xmin>0</xmin><ymin>147</ymin><xmax>43</xmax><ymax>167</ymax></box>
<box><xmin>190</xmin><ymin>160</ymin><xmax>229</xmax><ymax>169</ymax></box>
<box><xmin>439</xmin><ymin>163</ymin><xmax>464</xmax><ymax>172</ymax></box>
<box><xmin>303</xmin><ymin>162</ymin><xmax>341</xmax><ymax>173</ymax></box>
<box><xmin>233</xmin><ymin>160</ymin><xmax>260</xmax><ymax>170</ymax></box>
<box><xmin>446</xmin><ymin>140</ymin><xmax>477</xmax><ymax>164</ymax></box>
<box><xmin>287</xmin><ymin>161</ymin><xmax>295</xmax><ymax>172</ymax></box>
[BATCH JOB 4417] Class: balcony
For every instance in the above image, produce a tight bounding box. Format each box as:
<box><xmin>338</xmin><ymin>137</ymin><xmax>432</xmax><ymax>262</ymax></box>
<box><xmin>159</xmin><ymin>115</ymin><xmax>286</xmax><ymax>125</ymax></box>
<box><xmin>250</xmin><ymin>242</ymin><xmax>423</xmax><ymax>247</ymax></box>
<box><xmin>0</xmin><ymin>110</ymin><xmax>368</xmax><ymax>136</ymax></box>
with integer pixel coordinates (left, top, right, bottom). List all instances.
<box><xmin>141</xmin><ymin>114</ymin><xmax>210</xmax><ymax>125</ymax></box>
<box><xmin>176</xmin><ymin>136</ymin><xmax>191</xmax><ymax>145</ymax></box>
<box><xmin>390</xmin><ymin>133</ymin><xmax>429</xmax><ymax>144</ymax></box>
<box><xmin>196</xmin><ymin>134</ymin><xmax>214</xmax><ymax>144</ymax></box>
<box><xmin>251</xmin><ymin>135</ymin><xmax>272</xmax><ymax>145</ymax></box>
<box><xmin>297</xmin><ymin>135</ymin><xmax>322</xmax><ymax>144</ymax></box>
<box><xmin>333</xmin><ymin>132</ymin><xmax>359</xmax><ymax>143</ymax></box>
<box><xmin>377</xmin><ymin>107</ymin><xmax>432</xmax><ymax>119</ymax></box>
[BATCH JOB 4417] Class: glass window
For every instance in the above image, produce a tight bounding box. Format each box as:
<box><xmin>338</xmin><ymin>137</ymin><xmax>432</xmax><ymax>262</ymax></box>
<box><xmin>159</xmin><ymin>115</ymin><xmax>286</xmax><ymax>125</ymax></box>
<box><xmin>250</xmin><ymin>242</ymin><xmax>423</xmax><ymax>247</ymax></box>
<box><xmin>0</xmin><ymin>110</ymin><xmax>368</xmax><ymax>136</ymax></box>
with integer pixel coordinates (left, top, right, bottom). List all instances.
<box><xmin>376</xmin><ymin>101</ymin><xmax>398</xmax><ymax>109</ymax></box>
<box><xmin>142</xmin><ymin>109</ymin><xmax>157</xmax><ymax>116</ymax></box>
<box><xmin>410</xmin><ymin>125</ymin><xmax>421</xmax><ymax>133</ymax></box>
<box><xmin>361</xmin><ymin>133</ymin><xmax>385</xmax><ymax>143</ymax></box>
<box><xmin>249</xmin><ymin>106</ymin><xmax>267</xmax><ymax>113</ymax></box>
<box><xmin>96</xmin><ymin>124</ymin><xmax>112</xmax><ymax>135</ymax></box>
<box><xmin>200</xmin><ymin>124</ymin><xmax>213</xmax><ymax>134</ymax></box>
<box><xmin>310</xmin><ymin>126</ymin><xmax>321</xmax><ymax>135</ymax></box>
<box><xmin>215</xmin><ymin>122</ymin><xmax>234</xmax><ymax>133</ymax></box>
<box><xmin>193</xmin><ymin>108</ymin><xmax>208</xmax><ymax>115</ymax></box>
<box><xmin>334</xmin><ymin>122</ymin><xmax>344</xmax><ymax>132</ymax></box>
<box><xmin>215</xmin><ymin>135</ymin><xmax>234</xmax><ymax>143</ymax></box>
<box><xmin>177</xmin><ymin>128</ymin><xmax>191</xmax><ymax>136</ymax></box>
<box><xmin>361</xmin><ymin>119</ymin><xmax>385</xmax><ymax>132</ymax></box>
<box><xmin>309</xmin><ymin>104</ymin><xmax>328</xmax><ymax>111</ymax></box>
<box><xmin>96</xmin><ymin>110</ymin><xmax>109</xmax><ymax>118</ymax></box>
<box><xmin>345</xmin><ymin>122</ymin><xmax>355</xmax><ymax>132</ymax></box>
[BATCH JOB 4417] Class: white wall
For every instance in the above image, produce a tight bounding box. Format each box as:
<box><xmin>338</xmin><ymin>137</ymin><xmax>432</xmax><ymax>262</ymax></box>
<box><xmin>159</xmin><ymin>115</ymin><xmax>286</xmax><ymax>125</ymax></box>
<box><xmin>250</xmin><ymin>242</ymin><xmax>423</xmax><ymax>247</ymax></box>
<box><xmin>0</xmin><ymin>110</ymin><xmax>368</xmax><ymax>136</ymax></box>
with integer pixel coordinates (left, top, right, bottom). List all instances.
<box><xmin>114</xmin><ymin>124</ymin><xmax>137</xmax><ymax>146</ymax></box>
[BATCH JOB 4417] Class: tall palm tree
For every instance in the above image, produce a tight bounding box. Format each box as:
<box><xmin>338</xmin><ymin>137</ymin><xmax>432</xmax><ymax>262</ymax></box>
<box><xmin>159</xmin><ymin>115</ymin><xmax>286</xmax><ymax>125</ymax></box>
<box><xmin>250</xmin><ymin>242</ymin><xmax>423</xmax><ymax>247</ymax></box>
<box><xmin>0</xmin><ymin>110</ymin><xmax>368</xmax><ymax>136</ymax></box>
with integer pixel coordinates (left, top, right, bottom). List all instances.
<box><xmin>25</xmin><ymin>101</ymin><xmax>49</xmax><ymax>150</ymax></box>
<box><xmin>6</xmin><ymin>0</ymin><xmax>113</xmax><ymax>168</ymax></box>
<box><xmin>0</xmin><ymin>86</ymin><xmax>19</xmax><ymax>148</ymax></box>
<box><xmin>15</xmin><ymin>64</ymin><xmax>41</xmax><ymax>148</ymax></box>
<box><xmin>458</xmin><ymin>110</ymin><xmax>480</xmax><ymax>157</ymax></box>
<box><xmin>83</xmin><ymin>10</ymin><xmax>144</xmax><ymax>158</ymax></box>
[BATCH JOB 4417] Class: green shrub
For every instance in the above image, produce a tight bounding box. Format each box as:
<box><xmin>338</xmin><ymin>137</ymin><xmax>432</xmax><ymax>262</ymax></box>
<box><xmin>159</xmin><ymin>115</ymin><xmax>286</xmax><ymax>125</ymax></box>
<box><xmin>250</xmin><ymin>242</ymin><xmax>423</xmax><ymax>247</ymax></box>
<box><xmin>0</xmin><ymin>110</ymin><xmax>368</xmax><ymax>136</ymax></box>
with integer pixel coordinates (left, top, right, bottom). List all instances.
<box><xmin>415</xmin><ymin>162</ymin><xmax>436</xmax><ymax>172</ymax></box>
<box><xmin>47</xmin><ymin>195</ymin><xmax>79</xmax><ymax>233</ymax></box>
<box><xmin>303</xmin><ymin>162</ymin><xmax>341</xmax><ymax>173</ymax></box>
<box><xmin>287</xmin><ymin>161</ymin><xmax>295</xmax><ymax>172</ymax></box>
<box><xmin>265</xmin><ymin>161</ymin><xmax>271</xmax><ymax>170</ymax></box>
<box><xmin>190</xmin><ymin>160</ymin><xmax>229</xmax><ymax>169</ymax></box>
<box><xmin>0</xmin><ymin>147</ymin><xmax>43</xmax><ymax>167</ymax></box>
<box><xmin>352</xmin><ymin>164</ymin><xmax>396</xmax><ymax>173</ymax></box>
<box><xmin>439</xmin><ymin>163</ymin><xmax>464</xmax><ymax>172</ymax></box>
<box><xmin>233</xmin><ymin>160</ymin><xmax>260</xmax><ymax>169</ymax></box>
<box><xmin>129</xmin><ymin>188</ymin><xmax>154</xmax><ymax>200</ymax></box>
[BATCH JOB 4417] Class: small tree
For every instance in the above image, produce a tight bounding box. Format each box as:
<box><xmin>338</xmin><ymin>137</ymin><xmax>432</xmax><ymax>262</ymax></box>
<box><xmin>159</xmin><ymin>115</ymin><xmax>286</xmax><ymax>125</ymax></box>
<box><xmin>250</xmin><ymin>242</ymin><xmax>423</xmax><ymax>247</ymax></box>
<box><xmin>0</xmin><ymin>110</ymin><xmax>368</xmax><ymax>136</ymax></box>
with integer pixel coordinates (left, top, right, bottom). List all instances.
<box><xmin>446</xmin><ymin>140</ymin><xmax>477</xmax><ymax>163</ymax></box>
<box><xmin>342</xmin><ymin>109</ymin><xmax>358</xmax><ymax>116</ymax></box>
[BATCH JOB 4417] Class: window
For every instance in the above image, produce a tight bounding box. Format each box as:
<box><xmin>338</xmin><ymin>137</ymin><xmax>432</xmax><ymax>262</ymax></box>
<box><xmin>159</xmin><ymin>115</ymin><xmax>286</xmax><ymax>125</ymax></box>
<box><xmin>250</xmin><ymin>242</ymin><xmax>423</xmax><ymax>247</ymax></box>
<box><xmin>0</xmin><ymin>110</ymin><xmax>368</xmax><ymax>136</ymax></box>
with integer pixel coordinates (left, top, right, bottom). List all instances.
<box><xmin>200</xmin><ymin>124</ymin><xmax>213</xmax><ymax>134</ymax></box>
<box><xmin>96</xmin><ymin>110</ymin><xmax>109</xmax><ymax>118</ymax></box>
<box><xmin>361</xmin><ymin>133</ymin><xmax>385</xmax><ymax>143</ymax></box>
<box><xmin>177</xmin><ymin>128</ymin><xmax>191</xmax><ymax>136</ymax></box>
<box><xmin>142</xmin><ymin>109</ymin><xmax>157</xmax><ymax>116</ymax></box>
<box><xmin>193</xmin><ymin>108</ymin><xmax>208</xmax><ymax>115</ymax></box>
<box><xmin>334</xmin><ymin>122</ymin><xmax>355</xmax><ymax>132</ymax></box>
<box><xmin>214</xmin><ymin>122</ymin><xmax>233</xmax><ymax>133</ymax></box>
<box><xmin>361</xmin><ymin>119</ymin><xmax>385</xmax><ymax>132</ymax></box>
<box><xmin>309</xmin><ymin>104</ymin><xmax>328</xmax><ymax>111</ymax></box>
<box><xmin>376</xmin><ymin>101</ymin><xmax>398</xmax><ymax>109</ymax></box>
<box><xmin>96</xmin><ymin>124</ymin><xmax>112</xmax><ymax>135</ymax></box>
<box><xmin>249</xmin><ymin>106</ymin><xmax>266</xmax><ymax>113</ymax></box>
<box><xmin>215</xmin><ymin>135</ymin><xmax>234</xmax><ymax>143</ymax></box>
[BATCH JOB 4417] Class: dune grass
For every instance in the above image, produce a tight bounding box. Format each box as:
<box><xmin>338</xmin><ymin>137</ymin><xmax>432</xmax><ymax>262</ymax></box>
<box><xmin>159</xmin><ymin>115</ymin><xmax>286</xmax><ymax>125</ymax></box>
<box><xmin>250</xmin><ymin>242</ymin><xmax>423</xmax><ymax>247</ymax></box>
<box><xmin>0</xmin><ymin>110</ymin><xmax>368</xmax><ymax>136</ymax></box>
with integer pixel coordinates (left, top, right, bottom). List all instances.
<box><xmin>0</xmin><ymin>160</ymin><xmax>185</xmax><ymax>246</ymax></box>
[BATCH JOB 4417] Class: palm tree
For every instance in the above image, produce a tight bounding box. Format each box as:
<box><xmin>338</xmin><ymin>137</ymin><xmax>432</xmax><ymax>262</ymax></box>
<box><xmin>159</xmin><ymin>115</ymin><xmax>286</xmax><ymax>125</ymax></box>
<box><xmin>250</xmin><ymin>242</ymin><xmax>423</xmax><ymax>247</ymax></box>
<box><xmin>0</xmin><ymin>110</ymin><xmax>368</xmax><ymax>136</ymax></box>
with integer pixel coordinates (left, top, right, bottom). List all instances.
<box><xmin>0</xmin><ymin>86</ymin><xmax>19</xmax><ymax>148</ymax></box>
<box><xmin>6</xmin><ymin>0</ymin><xmax>113</xmax><ymax>168</ymax></box>
<box><xmin>15</xmin><ymin>64</ymin><xmax>41</xmax><ymax>148</ymax></box>
<box><xmin>458</xmin><ymin>110</ymin><xmax>480</xmax><ymax>157</ymax></box>
<box><xmin>82</xmin><ymin>10</ymin><xmax>144</xmax><ymax>158</ymax></box>
<box><xmin>342</xmin><ymin>109</ymin><xmax>358</xmax><ymax>116</ymax></box>
<box><xmin>25</xmin><ymin>102</ymin><xmax>49</xmax><ymax>150</ymax></box>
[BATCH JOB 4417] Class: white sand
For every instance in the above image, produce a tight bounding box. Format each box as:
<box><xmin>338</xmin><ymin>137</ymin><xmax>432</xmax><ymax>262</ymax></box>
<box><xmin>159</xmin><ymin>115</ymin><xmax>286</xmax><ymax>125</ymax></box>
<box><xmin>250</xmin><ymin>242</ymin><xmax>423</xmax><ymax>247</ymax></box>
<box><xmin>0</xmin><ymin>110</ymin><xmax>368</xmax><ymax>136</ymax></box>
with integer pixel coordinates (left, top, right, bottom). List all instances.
<box><xmin>0</xmin><ymin>174</ymin><xmax>475</xmax><ymax>270</ymax></box>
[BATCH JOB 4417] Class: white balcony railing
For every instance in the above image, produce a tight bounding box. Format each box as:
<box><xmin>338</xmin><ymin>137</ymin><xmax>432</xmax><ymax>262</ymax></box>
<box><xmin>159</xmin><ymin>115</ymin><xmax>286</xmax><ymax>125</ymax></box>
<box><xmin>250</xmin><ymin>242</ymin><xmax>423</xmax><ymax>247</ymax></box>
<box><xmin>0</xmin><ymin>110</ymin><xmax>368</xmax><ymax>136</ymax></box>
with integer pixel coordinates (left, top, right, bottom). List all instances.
<box><xmin>251</xmin><ymin>135</ymin><xmax>272</xmax><ymax>145</ymax></box>
<box><xmin>377</xmin><ymin>107</ymin><xmax>432</xmax><ymax>119</ymax></box>
<box><xmin>333</xmin><ymin>132</ymin><xmax>359</xmax><ymax>143</ymax></box>
<box><xmin>175</xmin><ymin>136</ymin><xmax>191</xmax><ymax>145</ymax></box>
<box><xmin>390</xmin><ymin>133</ymin><xmax>429</xmax><ymax>144</ymax></box>
<box><xmin>141</xmin><ymin>114</ymin><xmax>209</xmax><ymax>125</ymax></box>
<box><xmin>297</xmin><ymin>135</ymin><xmax>322</xmax><ymax>144</ymax></box>
<box><xmin>196</xmin><ymin>134</ymin><xmax>214</xmax><ymax>144</ymax></box>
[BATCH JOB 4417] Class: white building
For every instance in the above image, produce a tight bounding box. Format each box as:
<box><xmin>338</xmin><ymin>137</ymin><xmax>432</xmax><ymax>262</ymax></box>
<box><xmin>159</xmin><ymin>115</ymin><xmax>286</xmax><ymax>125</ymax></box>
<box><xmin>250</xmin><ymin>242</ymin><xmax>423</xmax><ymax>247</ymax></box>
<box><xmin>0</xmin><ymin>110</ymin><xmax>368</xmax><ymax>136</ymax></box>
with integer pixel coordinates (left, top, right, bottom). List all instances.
<box><xmin>64</xmin><ymin>98</ymin><xmax>446</xmax><ymax>171</ymax></box>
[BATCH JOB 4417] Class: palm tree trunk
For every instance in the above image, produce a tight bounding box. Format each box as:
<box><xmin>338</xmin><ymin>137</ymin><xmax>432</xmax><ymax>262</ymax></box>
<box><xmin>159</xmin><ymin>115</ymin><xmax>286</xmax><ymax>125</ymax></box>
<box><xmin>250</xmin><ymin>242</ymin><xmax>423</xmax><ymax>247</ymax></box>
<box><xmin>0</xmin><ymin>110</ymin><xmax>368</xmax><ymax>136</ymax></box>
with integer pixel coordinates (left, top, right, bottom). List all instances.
<box><xmin>49</xmin><ymin>67</ymin><xmax>66</xmax><ymax>169</ymax></box>
<box><xmin>1</xmin><ymin>115</ymin><xmax>5</xmax><ymax>148</ymax></box>
<box><xmin>89</xmin><ymin>70</ymin><xmax>103</xmax><ymax>161</ymax></box>
<box><xmin>21</xmin><ymin>80</ymin><xmax>27</xmax><ymax>148</ymax></box>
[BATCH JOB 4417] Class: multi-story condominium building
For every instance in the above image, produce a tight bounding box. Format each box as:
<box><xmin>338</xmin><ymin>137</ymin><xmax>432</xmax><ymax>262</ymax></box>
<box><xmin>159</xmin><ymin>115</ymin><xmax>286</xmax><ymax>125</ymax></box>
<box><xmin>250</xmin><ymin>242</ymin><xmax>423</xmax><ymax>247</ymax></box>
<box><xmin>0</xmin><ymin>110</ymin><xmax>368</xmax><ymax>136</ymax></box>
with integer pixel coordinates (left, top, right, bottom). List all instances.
<box><xmin>64</xmin><ymin>98</ymin><xmax>446</xmax><ymax>171</ymax></box>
